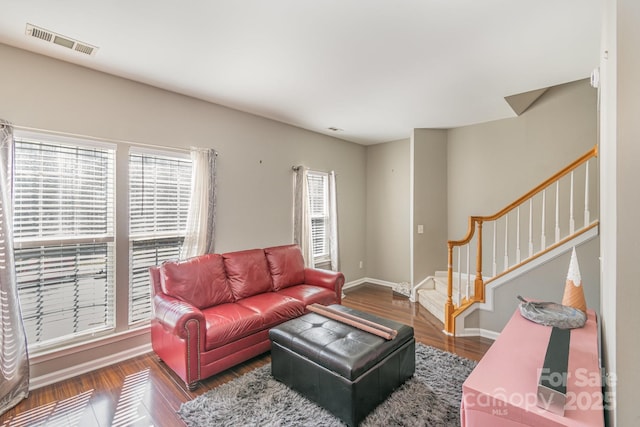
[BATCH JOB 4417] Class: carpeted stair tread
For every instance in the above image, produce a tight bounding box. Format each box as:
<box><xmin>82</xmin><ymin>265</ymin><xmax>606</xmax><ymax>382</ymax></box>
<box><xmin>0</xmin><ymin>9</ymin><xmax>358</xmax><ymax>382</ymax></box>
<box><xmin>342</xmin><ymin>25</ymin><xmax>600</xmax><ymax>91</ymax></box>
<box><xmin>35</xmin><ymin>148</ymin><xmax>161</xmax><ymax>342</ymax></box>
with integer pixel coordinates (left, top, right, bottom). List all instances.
<box><xmin>418</xmin><ymin>288</ymin><xmax>447</xmax><ymax>323</ymax></box>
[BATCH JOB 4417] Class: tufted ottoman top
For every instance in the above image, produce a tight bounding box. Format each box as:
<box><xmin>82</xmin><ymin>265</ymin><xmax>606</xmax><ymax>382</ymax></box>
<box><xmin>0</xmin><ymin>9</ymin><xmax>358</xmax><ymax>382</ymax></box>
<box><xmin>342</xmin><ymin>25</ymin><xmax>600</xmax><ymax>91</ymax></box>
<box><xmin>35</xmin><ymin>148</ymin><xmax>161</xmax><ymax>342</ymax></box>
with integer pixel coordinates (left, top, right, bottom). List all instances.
<box><xmin>269</xmin><ymin>304</ymin><xmax>414</xmax><ymax>380</ymax></box>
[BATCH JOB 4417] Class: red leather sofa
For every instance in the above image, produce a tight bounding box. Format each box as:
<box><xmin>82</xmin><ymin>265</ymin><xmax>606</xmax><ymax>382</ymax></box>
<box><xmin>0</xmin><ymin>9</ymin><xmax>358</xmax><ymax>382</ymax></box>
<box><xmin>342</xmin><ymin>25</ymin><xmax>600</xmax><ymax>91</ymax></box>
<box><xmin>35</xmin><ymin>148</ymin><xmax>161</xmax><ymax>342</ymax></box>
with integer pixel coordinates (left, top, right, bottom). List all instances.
<box><xmin>149</xmin><ymin>244</ymin><xmax>344</xmax><ymax>390</ymax></box>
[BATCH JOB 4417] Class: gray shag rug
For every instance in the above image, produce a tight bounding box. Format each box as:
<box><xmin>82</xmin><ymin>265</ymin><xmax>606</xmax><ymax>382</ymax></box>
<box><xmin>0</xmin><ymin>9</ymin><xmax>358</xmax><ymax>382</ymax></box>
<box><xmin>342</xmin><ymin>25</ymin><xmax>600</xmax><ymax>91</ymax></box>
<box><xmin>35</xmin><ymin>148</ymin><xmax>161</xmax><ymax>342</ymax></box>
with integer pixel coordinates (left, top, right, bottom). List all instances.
<box><xmin>178</xmin><ymin>343</ymin><xmax>476</xmax><ymax>426</ymax></box>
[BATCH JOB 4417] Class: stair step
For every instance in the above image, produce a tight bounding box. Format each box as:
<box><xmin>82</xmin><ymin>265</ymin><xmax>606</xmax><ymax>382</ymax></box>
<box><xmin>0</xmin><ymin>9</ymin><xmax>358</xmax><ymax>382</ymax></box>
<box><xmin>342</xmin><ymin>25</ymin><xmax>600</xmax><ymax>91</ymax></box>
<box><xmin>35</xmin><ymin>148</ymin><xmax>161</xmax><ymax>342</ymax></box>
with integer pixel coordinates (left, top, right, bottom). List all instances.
<box><xmin>433</xmin><ymin>276</ymin><xmax>469</xmax><ymax>295</ymax></box>
<box><xmin>417</xmin><ymin>288</ymin><xmax>447</xmax><ymax>324</ymax></box>
<box><xmin>417</xmin><ymin>272</ymin><xmax>478</xmax><ymax>324</ymax></box>
<box><xmin>433</xmin><ymin>276</ymin><xmax>448</xmax><ymax>294</ymax></box>
<box><xmin>434</xmin><ymin>274</ymin><xmax>479</xmax><ymax>294</ymax></box>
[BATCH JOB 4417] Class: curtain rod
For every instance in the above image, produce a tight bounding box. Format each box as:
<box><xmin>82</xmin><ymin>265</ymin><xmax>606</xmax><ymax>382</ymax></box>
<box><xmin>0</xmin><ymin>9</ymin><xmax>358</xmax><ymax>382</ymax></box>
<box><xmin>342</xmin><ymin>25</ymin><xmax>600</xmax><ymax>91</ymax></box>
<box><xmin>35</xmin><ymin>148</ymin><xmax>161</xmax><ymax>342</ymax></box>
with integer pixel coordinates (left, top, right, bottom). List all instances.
<box><xmin>291</xmin><ymin>165</ymin><xmax>335</xmax><ymax>175</ymax></box>
<box><xmin>6</xmin><ymin>123</ymin><xmax>196</xmax><ymax>155</ymax></box>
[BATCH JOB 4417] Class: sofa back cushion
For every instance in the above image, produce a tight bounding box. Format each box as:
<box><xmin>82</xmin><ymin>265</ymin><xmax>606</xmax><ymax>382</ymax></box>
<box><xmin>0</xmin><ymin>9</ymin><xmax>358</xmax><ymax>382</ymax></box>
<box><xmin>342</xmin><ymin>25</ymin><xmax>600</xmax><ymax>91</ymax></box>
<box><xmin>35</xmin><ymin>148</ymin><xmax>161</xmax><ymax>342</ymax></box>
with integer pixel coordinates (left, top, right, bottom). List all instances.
<box><xmin>223</xmin><ymin>249</ymin><xmax>273</xmax><ymax>299</ymax></box>
<box><xmin>264</xmin><ymin>244</ymin><xmax>306</xmax><ymax>291</ymax></box>
<box><xmin>160</xmin><ymin>253</ymin><xmax>234</xmax><ymax>309</ymax></box>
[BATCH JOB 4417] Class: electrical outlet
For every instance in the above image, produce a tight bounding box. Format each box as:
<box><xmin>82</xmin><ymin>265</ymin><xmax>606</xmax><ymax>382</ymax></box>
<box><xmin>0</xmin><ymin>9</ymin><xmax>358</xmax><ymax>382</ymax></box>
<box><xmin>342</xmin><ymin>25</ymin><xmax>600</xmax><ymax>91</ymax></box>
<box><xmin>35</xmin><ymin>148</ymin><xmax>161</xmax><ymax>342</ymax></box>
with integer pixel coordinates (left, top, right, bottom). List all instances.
<box><xmin>359</xmin><ymin>261</ymin><xmax>363</xmax><ymax>269</ymax></box>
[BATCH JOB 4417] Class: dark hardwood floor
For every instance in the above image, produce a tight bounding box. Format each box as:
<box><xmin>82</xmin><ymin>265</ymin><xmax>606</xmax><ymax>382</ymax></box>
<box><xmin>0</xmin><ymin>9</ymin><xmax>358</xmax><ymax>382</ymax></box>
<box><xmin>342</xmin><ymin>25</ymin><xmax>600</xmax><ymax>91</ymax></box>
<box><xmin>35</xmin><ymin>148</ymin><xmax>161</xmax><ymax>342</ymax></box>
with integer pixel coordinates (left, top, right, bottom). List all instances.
<box><xmin>0</xmin><ymin>284</ymin><xmax>493</xmax><ymax>427</ymax></box>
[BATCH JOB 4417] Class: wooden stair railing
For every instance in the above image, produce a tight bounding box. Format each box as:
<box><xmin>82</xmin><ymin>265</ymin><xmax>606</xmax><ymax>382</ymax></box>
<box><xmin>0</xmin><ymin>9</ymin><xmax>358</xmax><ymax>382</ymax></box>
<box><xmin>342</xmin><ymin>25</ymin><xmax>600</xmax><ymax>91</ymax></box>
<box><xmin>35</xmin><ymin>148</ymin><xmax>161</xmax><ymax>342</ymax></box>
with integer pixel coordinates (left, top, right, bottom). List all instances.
<box><xmin>444</xmin><ymin>145</ymin><xmax>599</xmax><ymax>335</ymax></box>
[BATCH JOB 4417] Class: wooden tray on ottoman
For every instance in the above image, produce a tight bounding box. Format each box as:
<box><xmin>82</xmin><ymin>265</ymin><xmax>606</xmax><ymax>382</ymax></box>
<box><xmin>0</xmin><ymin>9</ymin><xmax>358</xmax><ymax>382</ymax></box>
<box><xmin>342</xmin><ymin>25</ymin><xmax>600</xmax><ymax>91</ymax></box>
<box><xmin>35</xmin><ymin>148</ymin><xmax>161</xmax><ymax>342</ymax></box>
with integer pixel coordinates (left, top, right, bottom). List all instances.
<box><xmin>269</xmin><ymin>304</ymin><xmax>415</xmax><ymax>426</ymax></box>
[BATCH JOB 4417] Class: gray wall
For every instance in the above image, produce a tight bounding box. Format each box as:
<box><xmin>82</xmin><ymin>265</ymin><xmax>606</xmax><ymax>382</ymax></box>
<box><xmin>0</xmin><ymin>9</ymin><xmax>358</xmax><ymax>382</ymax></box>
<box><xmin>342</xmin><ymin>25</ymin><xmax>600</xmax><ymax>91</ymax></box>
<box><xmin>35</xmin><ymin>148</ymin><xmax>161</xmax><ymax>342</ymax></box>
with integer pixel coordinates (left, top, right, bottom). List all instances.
<box><xmin>447</xmin><ymin>79</ymin><xmax>598</xmax><ymax>239</ymax></box>
<box><xmin>601</xmin><ymin>1</ymin><xmax>640</xmax><ymax>425</ymax></box>
<box><xmin>472</xmin><ymin>237</ymin><xmax>601</xmax><ymax>332</ymax></box>
<box><xmin>445</xmin><ymin>79</ymin><xmax>600</xmax><ymax>339</ymax></box>
<box><xmin>0</xmin><ymin>42</ymin><xmax>367</xmax><ymax>381</ymax></box>
<box><xmin>412</xmin><ymin>129</ymin><xmax>448</xmax><ymax>284</ymax></box>
<box><xmin>0</xmin><ymin>43</ymin><xmax>367</xmax><ymax>282</ymax></box>
<box><xmin>0</xmin><ymin>40</ymin><xmax>609</xmax><ymax>392</ymax></box>
<box><xmin>363</xmin><ymin>81</ymin><xmax>598</xmax><ymax>289</ymax></box>
<box><xmin>365</xmin><ymin>138</ymin><xmax>411</xmax><ymax>283</ymax></box>
<box><xmin>614</xmin><ymin>1</ymin><xmax>640</xmax><ymax>421</ymax></box>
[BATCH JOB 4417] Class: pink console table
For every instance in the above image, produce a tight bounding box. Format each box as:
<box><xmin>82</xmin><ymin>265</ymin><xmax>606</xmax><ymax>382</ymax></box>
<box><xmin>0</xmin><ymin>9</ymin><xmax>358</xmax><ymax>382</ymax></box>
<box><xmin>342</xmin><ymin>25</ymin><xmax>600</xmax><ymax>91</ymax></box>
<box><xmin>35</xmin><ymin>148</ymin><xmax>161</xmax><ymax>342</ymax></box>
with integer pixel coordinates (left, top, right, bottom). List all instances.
<box><xmin>461</xmin><ymin>308</ymin><xmax>604</xmax><ymax>427</ymax></box>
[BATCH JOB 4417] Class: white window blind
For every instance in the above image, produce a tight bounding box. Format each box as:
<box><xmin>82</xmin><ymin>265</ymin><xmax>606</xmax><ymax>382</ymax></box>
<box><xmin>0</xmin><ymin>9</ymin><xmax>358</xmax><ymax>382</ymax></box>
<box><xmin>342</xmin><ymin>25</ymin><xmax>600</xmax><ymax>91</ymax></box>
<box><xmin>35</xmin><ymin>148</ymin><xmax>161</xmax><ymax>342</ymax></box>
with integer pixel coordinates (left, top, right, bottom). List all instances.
<box><xmin>13</xmin><ymin>137</ymin><xmax>115</xmax><ymax>350</ymax></box>
<box><xmin>307</xmin><ymin>171</ymin><xmax>329</xmax><ymax>262</ymax></box>
<box><xmin>129</xmin><ymin>151</ymin><xmax>191</xmax><ymax>324</ymax></box>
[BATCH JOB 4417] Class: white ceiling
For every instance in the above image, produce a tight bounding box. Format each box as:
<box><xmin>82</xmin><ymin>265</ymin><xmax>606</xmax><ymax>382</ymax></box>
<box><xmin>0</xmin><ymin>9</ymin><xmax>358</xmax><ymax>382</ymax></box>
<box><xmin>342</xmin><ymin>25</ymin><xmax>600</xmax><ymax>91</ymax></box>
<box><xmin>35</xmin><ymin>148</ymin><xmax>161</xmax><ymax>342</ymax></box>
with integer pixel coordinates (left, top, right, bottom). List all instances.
<box><xmin>0</xmin><ymin>1</ymin><xmax>602</xmax><ymax>145</ymax></box>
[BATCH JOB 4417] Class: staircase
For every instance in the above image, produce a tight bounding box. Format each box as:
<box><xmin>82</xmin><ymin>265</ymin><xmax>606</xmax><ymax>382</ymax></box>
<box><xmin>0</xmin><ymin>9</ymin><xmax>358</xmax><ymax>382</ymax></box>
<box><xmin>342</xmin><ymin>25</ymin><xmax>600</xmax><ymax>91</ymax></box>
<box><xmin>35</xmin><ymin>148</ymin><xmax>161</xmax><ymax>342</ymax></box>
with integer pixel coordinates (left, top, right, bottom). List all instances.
<box><xmin>417</xmin><ymin>271</ymin><xmax>473</xmax><ymax>324</ymax></box>
<box><xmin>416</xmin><ymin>272</ymin><xmax>448</xmax><ymax>323</ymax></box>
<box><xmin>416</xmin><ymin>145</ymin><xmax>599</xmax><ymax>335</ymax></box>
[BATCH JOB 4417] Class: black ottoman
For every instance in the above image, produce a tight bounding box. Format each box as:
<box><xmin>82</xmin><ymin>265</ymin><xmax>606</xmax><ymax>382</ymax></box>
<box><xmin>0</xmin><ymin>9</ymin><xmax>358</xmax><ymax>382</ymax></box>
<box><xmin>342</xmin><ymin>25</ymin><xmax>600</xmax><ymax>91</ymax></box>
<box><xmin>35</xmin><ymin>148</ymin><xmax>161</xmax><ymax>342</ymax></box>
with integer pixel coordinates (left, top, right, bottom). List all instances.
<box><xmin>269</xmin><ymin>304</ymin><xmax>415</xmax><ymax>426</ymax></box>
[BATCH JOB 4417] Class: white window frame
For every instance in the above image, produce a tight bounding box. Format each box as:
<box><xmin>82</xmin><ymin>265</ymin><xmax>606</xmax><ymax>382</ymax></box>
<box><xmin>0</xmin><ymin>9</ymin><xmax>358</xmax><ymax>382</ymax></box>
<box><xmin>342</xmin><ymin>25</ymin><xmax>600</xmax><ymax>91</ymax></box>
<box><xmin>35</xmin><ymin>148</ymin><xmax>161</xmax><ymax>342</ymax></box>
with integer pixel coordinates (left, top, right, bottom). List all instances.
<box><xmin>307</xmin><ymin>171</ymin><xmax>331</xmax><ymax>265</ymax></box>
<box><xmin>12</xmin><ymin>131</ymin><xmax>117</xmax><ymax>352</ymax></box>
<box><xmin>11</xmin><ymin>130</ymin><xmax>193</xmax><ymax>352</ymax></box>
<box><xmin>128</xmin><ymin>147</ymin><xmax>192</xmax><ymax>325</ymax></box>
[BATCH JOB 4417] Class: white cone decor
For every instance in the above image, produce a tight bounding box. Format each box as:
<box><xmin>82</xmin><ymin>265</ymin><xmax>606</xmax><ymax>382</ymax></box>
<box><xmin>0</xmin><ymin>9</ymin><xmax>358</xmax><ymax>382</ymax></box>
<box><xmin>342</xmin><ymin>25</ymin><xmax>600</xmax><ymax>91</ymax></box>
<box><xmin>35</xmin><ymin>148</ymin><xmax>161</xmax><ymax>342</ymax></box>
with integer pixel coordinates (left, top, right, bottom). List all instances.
<box><xmin>562</xmin><ymin>247</ymin><xmax>587</xmax><ymax>312</ymax></box>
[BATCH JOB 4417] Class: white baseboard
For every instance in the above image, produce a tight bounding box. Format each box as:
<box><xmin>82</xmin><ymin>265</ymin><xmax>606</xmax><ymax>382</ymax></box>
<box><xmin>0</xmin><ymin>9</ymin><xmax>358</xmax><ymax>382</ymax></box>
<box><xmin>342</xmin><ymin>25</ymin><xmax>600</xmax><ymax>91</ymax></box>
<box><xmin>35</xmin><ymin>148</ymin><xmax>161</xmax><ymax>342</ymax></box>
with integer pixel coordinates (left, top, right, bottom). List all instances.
<box><xmin>30</xmin><ymin>342</ymin><xmax>152</xmax><ymax>390</ymax></box>
<box><xmin>410</xmin><ymin>276</ymin><xmax>436</xmax><ymax>301</ymax></box>
<box><xmin>343</xmin><ymin>277</ymin><xmax>397</xmax><ymax>290</ymax></box>
<box><xmin>455</xmin><ymin>328</ymin><xmax>501</xmax><ymax>340</ymax></box>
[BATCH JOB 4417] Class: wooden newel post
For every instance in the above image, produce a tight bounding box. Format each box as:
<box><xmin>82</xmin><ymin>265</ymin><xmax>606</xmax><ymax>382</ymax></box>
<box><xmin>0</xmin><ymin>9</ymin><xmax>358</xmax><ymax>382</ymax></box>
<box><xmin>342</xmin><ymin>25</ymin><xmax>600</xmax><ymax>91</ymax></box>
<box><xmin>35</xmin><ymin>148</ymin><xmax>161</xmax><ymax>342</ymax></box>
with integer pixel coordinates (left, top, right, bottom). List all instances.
<box><xmin>475</xmin><ymin>220</ymin><xmax>485</xmax><ymax>302</ymax></box>
<box><xmin>444</xmin><ymin>243</ymin><xmax>455</xmax><ymax>334</ymax></box>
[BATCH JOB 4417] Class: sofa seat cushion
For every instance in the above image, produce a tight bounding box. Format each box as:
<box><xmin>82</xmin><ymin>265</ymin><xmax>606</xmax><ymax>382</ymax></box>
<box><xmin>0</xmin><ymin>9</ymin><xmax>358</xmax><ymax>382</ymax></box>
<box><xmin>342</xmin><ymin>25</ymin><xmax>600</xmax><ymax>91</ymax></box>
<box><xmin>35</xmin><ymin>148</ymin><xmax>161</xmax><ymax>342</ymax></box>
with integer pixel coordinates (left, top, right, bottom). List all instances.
<box><xmin>202</xmin><ymin>303</ymin><xmax>265</xmax><ymax>350</ymax></box>
<box><xmin>223</xmin><ymin>249</ymin><xmax>274</xmax><ymax>300</ymax></box>
<box><xmin>277</xmin><ymin>284</ymin><xmax>338</xmax><ymax>306</ymax></box>
<box><xmin>236</xmin><ymin>293</ymin><xmax>305</xmax><ymax>329</ymax></box>
<box><xmin>160</xmin><ymin>253</ymin><xmax>234</xmax><ymax>309</ymax></box>
<box><xmin>264</xmin><ymin>244</ymin><xmax>306</xmax><ymax>291</ymax></box>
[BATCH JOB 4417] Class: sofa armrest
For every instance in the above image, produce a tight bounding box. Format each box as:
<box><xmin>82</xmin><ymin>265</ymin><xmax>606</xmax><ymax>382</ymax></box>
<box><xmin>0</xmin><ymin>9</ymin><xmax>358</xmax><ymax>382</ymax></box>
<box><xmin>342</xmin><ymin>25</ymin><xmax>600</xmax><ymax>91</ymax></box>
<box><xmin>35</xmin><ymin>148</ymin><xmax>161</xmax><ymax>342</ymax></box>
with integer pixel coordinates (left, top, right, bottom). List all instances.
<box><xmin>153</xmin><ymin>293</ymin><xmax>205</xmax><ymax>343</ymax></box>
<box><xmin>304</xmin><ymin>268</ymin><xmax>345</xmax><ymax>300</ymax></box>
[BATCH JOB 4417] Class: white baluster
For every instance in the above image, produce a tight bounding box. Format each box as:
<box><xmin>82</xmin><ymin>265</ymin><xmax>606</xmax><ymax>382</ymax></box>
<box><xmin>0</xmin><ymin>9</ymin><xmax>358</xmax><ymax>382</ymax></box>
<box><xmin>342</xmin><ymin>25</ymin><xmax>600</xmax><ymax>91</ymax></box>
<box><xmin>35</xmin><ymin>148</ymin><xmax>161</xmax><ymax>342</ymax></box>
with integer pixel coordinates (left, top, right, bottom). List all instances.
<box><xmin>466</xmin><ymin>245</ymin><xmax>470</xmax><ymax>301</ymax></box>
<box><xmin>584</xmin><ymin>160</ymin><xmax>590</xmax><ymax>226</ymax></box>
<box><xmin>516</xmin><ymin>206</ymin><xmax>521</xmax><ymax>264</ymax></box>
<box><xmin>528</xmin><ymin>199</ymin><xmax>534</xmax><ymax>257</ymax></box>
<box><xmin>555</xmin><ymin>181</ymin><xmax>560</xmax><ymax>243</ymax></box>
<box><xmin>504</xmin><ymin>214</ymin><xmax>509</xmax><ymax>271</ymax></box>
<box><xmin>541</xmin><ymin>189</ymin><xmax>546</xmax><ymax>250</ymax></box>
<box><xmin>569</xmin><ymin>171</ymin><xmax>575</xmax><ymax>234</ymax></box>
<box><xmin>456</xmin><ymin>247</ymin><xmax>461</xmax><ymax>306</ymax></box>
<box><xmin>492</xmin><ymin>221</ymin><xmax>497</xmax><ymax>277</ymax></box>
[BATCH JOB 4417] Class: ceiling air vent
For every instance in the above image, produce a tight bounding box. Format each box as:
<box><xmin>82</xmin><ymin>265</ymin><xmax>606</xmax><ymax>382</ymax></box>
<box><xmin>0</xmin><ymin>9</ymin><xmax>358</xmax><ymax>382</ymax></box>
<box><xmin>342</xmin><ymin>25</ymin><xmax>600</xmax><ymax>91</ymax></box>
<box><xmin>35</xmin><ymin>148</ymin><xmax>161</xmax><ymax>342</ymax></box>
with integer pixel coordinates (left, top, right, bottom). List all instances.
<box><xmin>29</xmin><ymin>26</ymin><xmax>53</xmax><ymax>42</ymax></box>
<box><xmin>25</xmin><ymin>23</ymin><xmax>98</xmax><ymax>57</ymax></box>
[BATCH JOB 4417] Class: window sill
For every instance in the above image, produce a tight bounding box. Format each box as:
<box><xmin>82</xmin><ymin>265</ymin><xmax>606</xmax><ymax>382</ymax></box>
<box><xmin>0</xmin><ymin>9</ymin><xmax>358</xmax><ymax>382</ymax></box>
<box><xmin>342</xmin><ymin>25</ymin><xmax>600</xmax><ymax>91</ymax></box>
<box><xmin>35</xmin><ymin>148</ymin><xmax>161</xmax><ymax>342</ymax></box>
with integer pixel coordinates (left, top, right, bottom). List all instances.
<box><xmin>30</xmin><ymin>324</ymin><xmax>150</xmax><ymax>364</ymax></box>
<box><xmin>29</xmin><ymin>325</ymin><xmax>152</xmax><ymax>390</ymax></box>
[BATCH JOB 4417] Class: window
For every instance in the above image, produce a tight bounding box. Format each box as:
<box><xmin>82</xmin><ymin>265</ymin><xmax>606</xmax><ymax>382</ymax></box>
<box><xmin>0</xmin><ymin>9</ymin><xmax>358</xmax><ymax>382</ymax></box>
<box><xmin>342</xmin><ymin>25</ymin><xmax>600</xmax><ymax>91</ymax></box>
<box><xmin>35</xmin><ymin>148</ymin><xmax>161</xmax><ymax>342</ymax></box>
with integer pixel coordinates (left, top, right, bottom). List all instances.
<box><xmin>307</xmin><ymin>171</ymin><xmax>330</xmax><ymax>264</ymax></box>
<box><xmin>12</xmin><ymin>131</ymin><xmax>193</xmax><ymax>352</ymax></box>
<box><xmin>13</xmin><ymin>134</ymin><xmax>115</xmax><ymax>350</ymax></box>
<box><xmin>129</xmin><ymin>150</ymin><xmax>191</xmax><ymax>324</ymax></box>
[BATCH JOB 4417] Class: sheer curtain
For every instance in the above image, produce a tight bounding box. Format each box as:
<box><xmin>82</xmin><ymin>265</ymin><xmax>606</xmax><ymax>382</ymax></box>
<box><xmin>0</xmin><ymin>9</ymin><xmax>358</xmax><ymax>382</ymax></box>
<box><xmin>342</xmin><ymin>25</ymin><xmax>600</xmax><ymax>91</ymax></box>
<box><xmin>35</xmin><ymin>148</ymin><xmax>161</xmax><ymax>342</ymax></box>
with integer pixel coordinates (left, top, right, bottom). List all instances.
<box><xmin>328</xmin><ymin>171</ymin><xmax>339</xmax><ymax>271</ymax></box>
<box><xmin>0</xmin><ymin>120</ymin><xmax>29</xmax><ymax>415</ymax></box>
<box><xmin>293</xmin><ymin>166</ymin><xmax>313</xmax><ymax>267</ymax></box>
<box><xmin>180</xmin><ymin>148</ymin><xmax>217</xmax><ymax>259</ymax></box>
<box><xmin>293</xmin><ymin>167</ymin><xmax>339</xmax><ymax>270</ymax></box>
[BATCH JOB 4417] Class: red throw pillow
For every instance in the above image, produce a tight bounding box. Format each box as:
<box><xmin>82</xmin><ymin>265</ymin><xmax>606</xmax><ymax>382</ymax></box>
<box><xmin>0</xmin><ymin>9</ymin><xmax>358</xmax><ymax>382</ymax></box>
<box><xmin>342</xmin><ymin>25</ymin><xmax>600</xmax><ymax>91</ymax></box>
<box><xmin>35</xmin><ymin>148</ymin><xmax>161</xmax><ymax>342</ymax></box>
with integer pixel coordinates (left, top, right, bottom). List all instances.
<box><xmin>264</xmin><ymin>244</ymin><xmax>306</xmax><ymax>291</ymax></box>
